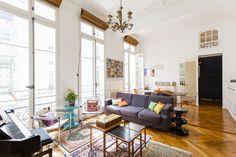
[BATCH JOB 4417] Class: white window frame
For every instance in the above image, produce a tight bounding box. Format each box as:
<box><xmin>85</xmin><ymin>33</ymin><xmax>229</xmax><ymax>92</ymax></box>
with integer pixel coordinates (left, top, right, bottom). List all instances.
<box><xmin>79</xmin><ymin>21</ymin><xmax>106</xmax><ymax>105</ymax></box>
<box><xmin>124</xmin><ymin>42</ymin><xmax>137</xmax><ymax>92</ymax></box>
<box><xmin>0</xmin><ymin>0</ymin><xmax>58</xmax><ymax>127</ymax></box>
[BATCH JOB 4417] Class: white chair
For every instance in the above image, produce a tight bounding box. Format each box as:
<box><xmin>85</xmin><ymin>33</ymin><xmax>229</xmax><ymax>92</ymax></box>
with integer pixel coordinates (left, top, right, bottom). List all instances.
<box><xmin>31</xmin><ymin>107</ymin><xmax>71</xmax><ymax>143</ymax></box>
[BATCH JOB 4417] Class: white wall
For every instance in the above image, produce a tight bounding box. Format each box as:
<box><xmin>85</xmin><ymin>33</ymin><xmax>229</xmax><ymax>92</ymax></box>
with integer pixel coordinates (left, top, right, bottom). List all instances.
<box><xmin>141</xmin><ymin>17</ymin><xmax>236</xmax><ymax>112</ymax></box>
<box><xmin>57</xmin><ymin>1</ymin><xmax>125</xmax><ymax>106</ymax></box>
<box><xmin>105</xmin><ymin>30</ymin><xmax>124</xmax><ymax>97</ymax></box>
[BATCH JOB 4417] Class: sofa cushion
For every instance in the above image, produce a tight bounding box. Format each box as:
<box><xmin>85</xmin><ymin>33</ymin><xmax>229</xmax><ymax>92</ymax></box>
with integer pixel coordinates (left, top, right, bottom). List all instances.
<box><xmin>148</xmin><ymin>101</ymin><xmax>157</xmax><ymax>111</ymax></box>
<box><xmin>120</xmin><ymin>106</ymin><xmax>144</xmax><ymax>118</ymax></box>
<box><xmin>116</xmin><ymin>92</ymin><xmax>133</xmax><ymax>105</ymax></box>
<box><xmin>106</xmin><ymin>105</ymin><xmax>122</xmax><ymax>115</ymax></box>
<box><xmin>118</xmin><ymin>100</ymin><xmax>128</xmax><ymax>107</ymax></box>
<box><xmin>154</xmin><ymin>102</ymin><xmax>165</xmax><ymax>114</ymax></box>
<box><xmin>131</xmin><ymin>94</ymin><xmax>149</xmax><ymax>108</ymax></box>
<box><xmin>148</xmin><ymin>95</ymin><xmax>173</xmax><ymax>105</ymax></box>
<box><xmin>138</xmin><ymin>109</ymin><xmax>161</xmax><ymax>123</ymax></box>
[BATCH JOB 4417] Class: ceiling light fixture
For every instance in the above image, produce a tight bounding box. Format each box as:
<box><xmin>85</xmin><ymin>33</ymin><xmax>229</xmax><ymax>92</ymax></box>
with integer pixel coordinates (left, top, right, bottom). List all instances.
<box><xmin>107</xmin><ymin>0</ymin><xmax>133</xmax><ymax>33</ymax></box>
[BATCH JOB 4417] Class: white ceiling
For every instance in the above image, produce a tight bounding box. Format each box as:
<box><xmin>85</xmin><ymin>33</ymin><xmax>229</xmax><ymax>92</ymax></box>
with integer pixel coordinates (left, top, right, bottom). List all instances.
<box><xmin>79</xmin><ymin>0</ymin><xmax>185</xmax><ymax>18</ymax></box>
<box><xmin>70</xmin><ymin>0</ymin><xmax>236</xmax><ymax>36</ymax></box>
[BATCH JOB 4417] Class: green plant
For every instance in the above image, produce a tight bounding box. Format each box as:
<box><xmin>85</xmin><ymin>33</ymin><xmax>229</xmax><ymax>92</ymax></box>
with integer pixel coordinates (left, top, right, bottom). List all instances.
<box><xmin>65</xmin><ymin>89</ymin><xmax>78</xmax><ymax>104</ymax></box>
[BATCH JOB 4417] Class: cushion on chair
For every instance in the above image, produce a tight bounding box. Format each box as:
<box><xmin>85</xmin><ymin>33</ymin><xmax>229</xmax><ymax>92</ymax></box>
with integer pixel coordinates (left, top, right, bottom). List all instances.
<box><xmin>40</xmin><ymin>112</ymin><xmax>58</xmax><ymax>127</ymax></box>
<box><xmin>106</xmin><ymin>105</ymin><xmax>122</xmax><ymax>114</ymax></box>
<box><xmin>120</xmin><ymin>106</ymin><xmax>144</xmax><ymax>118</ymax></box>
<box><xmin>45</xmin><ymin>119</ymin><xmax>69</xmax><ymax>131</ymax></box>
<box><xmin>130</xmin><ymin>94</ymin><xmax>149</xmax><ymax>108</ymax></box>
<box><xmin>138</xmin><ymin>109</ymin><xmax>161</xmax><ymax>123</ymax></box>
<box><xmin>116</xmin><ymin>92</ymin><xmax>133</xmax><ymax>105</ymax></box>
<box><xmin>30</xmin><ymin>128</ymin><xmax>53</xmax><ymax>146</ymax></box>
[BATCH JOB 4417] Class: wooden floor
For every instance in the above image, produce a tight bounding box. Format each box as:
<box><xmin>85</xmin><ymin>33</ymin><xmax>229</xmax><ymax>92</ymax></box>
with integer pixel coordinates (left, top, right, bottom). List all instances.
<box><xmin>52</xmin><ymin>103</ymin><xmax>236</xmax><ymax>157</ymax></box>
<box><xmin>183</xmin><ymin>101</ymin><xmax>236</xmax><ymax>134</ymax></box>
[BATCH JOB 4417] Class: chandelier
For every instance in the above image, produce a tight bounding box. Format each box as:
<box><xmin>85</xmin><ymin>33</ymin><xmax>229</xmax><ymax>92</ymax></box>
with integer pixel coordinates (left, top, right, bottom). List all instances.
<box><xmin>107</xmin><ymin>0</ymin><xmax>133</xmax><ymax>33</ymax></box>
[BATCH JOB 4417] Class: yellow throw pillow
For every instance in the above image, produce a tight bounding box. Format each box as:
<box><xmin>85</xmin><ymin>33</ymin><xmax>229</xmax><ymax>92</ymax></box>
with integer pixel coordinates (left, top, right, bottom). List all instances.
<box><xmin>154</xmin><ymin>102</ymin><xmax>165</xmax><ymax>114</ymax></box>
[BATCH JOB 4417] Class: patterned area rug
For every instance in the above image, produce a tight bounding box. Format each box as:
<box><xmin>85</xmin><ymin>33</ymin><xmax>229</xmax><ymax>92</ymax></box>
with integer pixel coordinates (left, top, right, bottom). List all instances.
<box><xmin>59</xmin><ymin>125</ymin><xmax>192</xmax><ymax>157</ymax></box>
<box><xmin>59</xmin><ymin>123</ymin><xmax>101</xmax><ymax>153</ymax></box>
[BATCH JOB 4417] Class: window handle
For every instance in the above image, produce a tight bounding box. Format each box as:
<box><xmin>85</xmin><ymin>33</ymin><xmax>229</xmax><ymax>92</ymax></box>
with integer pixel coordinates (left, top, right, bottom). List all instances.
<box><xmin>26</xmin><ymin>85</ymin><xmax>34</xmax><ymax>89</ymax></box>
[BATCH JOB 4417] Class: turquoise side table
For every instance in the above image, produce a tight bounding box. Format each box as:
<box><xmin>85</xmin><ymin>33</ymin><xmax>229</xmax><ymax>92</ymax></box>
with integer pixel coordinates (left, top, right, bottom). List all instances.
<box><xmin>64</xmin><ymin>105</ymin><xmax>79</xmax><ymax>129</ymax></box>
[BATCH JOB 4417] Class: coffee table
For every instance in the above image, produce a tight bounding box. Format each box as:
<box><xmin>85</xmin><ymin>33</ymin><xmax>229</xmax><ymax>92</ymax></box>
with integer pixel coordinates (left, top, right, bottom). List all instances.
<box><xmin>90</xmin><ymin>120</ymin><xmax>125</xmax><ymax>157</ymax></box>
<box><xmin>124</xmin><ymin>122</ymin><xmax>147</xmax><ymax>147</ymax></box>
<box><xmin>107</xmin><ymin>126</ymin><xmax>142</xmax><ymax>157</ymax></box>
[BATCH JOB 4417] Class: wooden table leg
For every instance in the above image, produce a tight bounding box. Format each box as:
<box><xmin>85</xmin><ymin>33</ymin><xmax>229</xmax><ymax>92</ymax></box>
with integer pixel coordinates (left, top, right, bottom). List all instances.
<box><xmin>90</xmin><ymin>126</ymin><xmax>92</xmax><ymax>149</ymax></box>
<box><xmin>132</xmin><ymin>141</ymin><xmax>134</xmax><ymax>157</ymax></box>
<box><xmin>103</xmin><ymin>132</ymin><xmax>106</xmax><ymax>157</ymax></box>
<box><xmin>116</xmin><ymin>138</ymin><xmax>118</xmax><ymax>153</ymax></box>
<box><xmin>128</xmin><ymin>142</ymin><xmax>131</xmax><ymax>157</ymax></box>
<box><xmin>144</xmin><ymin>128</ymin><xmax>147</xmax><ymax>147</ymax></box>
<box><xmin>140</xmin><ymin>134</ymin><xmax>142</xmax><ymax>157</ymax></box>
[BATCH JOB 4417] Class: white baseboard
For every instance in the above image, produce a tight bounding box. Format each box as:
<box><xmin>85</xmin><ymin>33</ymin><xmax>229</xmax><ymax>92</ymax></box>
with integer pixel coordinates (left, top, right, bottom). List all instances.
<box><xmin>228</xmin><ymin>108</ymin><xmax>236</xmax><ymax>122</ymax></box>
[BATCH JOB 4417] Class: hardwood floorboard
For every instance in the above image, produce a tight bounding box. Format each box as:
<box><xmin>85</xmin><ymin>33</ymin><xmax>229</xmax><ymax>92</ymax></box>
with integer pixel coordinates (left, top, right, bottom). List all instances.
<box><xmin>183</xmin><ymin>101</ymin><xmax>236</xmax><ymax>134</ymax></box>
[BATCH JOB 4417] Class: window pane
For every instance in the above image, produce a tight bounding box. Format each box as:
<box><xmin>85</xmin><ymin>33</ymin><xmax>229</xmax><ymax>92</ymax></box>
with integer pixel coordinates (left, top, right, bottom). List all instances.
<box><xmin>124</xmin><ymin>42</ymin><xmax>129</xmax><ymax>50</ymax></box>
<box><xmin>136</xmin><ymin>54</ymin><xmax>143</xmax><ymax>89</ymax></box>
<box><xmin>95</xmin><ymin>28</ymin><xmax>104</xmax><ymax>40</ymax></box>
<box><xmin>35</xmin><ymin>23</ymin><xmax>56</xmax><ymax>52</ymax></box>
<box><xmin>0</xmin><ymin>10</ymin><xmax>29</xmax><ymax>47</ymax></box>
<box><xmin>81</xmin><ymin>38</ymin><xmax>93</xmax><ymax>58</ymax></box>
<box><xmin>35</xmin><ymin>1</ymin><xmax>56</xmax><ymax>21</ymax></box>
<box><xmin>0</xmin><ymin>44</ymin><xmax>29</xmax><ymax>125</ymax></box>
<box><xmin>124</xmin><ymin>52</ymin><xmax>129</xmax><ymax>92</ymax></box>
<box><xmin>81</xmin><ymin>22</ymin><xmax>93</xmax><ymax>36</ymax></box>
<box><xmin>0</xmin><ymin>0</ymin><xmax>28</xmax><ymax>10</ymax></box>
<box><xmin>129</xmin><ymin>53</ymin><xmax>136</xmax><ymax>90</ymax></box>
<box><xmin>81</xmin><ymin>58</ymin><xmax>93</xmax><ymax>103</ymax></box>
<box><xmin>35</xmin><ymin>50</ymin><xmax>56</xmax><ymax>110</ymax></box>
<box><xmin>96</xmin><ymin>60</ymin><xmax>104</xmax><ymax>102</ymax></box>
<box><xmin>124</xmin><ymin>52</ymin><xmax>128</xmax><ymax>64</ymax></box>
<box><xmin>0</xmin><ymin>11</ymin><xmax>29</xmax><ymax>125</ymax></box>
<box><xmin>96</xmin><ymin>42</ymin><xmax>104</xmax><ymax>60</ymax></box>
<box><xmin>130</xmin><ymin>45</ymin><xmax>135</xmax><ymax>52</ymax></box>
<box><xmin>125</xmin><ymin>64</ymin><xmax>129</xmax><ymax>92</ymax></box>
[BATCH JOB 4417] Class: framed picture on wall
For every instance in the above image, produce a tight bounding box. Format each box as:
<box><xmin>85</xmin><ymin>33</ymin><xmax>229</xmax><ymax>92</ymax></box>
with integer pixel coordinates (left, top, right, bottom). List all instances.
<box><xmin>107</xmin><ymin>58</ymin><xmax>123</xmax><ymax>78</ymax></box>
<box><xmin>144</xmin><ymin>68</ymin><xmax>155</xmax><ymax>77</ymax></box>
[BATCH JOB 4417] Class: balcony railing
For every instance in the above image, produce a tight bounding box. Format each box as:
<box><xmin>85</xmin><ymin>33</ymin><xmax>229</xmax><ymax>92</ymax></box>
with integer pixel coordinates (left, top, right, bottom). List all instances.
<box><xmin>0</xmin><ymin>88</ymin><xmax>56</xmax><ymax>126</ymax></box>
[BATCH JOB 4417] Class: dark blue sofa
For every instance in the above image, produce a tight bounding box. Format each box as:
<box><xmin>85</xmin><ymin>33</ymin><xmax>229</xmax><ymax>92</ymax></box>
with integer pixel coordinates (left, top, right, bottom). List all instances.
<box><xmin>105</xmin><ymin>92</ymin><xmax>174</xmax><ymax>131</ymax></box>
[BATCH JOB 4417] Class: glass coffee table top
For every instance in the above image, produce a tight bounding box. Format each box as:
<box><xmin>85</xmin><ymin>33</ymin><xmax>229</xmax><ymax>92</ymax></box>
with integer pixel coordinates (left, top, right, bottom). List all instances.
<box><xmin>108</xmin><ymin>126</ymin><xmax>140</xmax><ymax>143</ymax></box>
<box><xmin>125</xmin><ymin>122</ymin><xmax>145</xmax><ymax>132</ymax></box>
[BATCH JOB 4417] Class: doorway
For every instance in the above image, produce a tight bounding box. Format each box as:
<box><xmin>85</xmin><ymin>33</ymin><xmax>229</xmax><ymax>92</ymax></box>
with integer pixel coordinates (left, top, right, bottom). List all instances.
<box><xmin>198</xmin><ymin>55</ymin><xmax>222</xmax><ymax>104</ymax></box>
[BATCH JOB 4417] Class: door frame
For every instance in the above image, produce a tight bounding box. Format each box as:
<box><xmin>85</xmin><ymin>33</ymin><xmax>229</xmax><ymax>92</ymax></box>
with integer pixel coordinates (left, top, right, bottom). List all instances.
<box><xmin>197</xmin><ymin>53</ymin><xmax>223</xmax><ymax>106</ymax></box>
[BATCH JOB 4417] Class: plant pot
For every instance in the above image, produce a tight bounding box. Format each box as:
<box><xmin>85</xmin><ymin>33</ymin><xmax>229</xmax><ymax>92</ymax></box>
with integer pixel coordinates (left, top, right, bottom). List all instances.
<box><xmin>69</xmin><ymin>100</ymin><xmax>75</xmax><ymax>106</ymax></box>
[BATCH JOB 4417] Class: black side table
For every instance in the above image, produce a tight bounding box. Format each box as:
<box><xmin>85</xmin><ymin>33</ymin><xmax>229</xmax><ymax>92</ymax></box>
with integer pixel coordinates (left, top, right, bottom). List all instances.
<box><xmin>170</xmin><ymin>107</ymin><xmax>189</xmax><ymax>136</ymax></box>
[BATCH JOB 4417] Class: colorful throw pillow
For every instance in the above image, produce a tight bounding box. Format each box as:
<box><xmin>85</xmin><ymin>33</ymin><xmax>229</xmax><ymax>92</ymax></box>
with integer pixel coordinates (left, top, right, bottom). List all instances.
<box><xmin>112</xmin><ymin>98</ymin><xmax>123</xmax><ymax>105</ymax></box>
<box><xmin>118</xmin><ymin>100</ymin><xmax>128</xmax><ymax>107</ymax></box>
<box><xmin>154</xmin><ymin>102</ymin><xmax>165</xmax><ymax>114</ymax></box>
<box><xmin>40</xmin><ymin>112</ymin><xmax>58</xmax><ymax>127</ymax></box>
<box><xmin>148</xmin><ymin>101</ymin><xmax>157</xmax><ymax>111</ymax></box>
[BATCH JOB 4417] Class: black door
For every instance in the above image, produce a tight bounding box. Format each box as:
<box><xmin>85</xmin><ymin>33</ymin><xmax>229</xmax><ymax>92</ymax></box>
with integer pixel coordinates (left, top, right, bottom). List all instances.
<box><xmin>198</xmin><ymin>55</ymin><xmax>222</xmax><ymax>103</ymax></box>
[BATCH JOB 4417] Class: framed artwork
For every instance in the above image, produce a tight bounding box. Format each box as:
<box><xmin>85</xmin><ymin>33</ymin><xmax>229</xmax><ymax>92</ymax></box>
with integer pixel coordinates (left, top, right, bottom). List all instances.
<box><xmin>144</xmin><ymin>68</ymin><xmax>155</xmax><ymax>77</ymax></box>
<box><xmin>106</xmin><ymin>58</ymin><xmax>123</xmax><ymax>78</ymax></box>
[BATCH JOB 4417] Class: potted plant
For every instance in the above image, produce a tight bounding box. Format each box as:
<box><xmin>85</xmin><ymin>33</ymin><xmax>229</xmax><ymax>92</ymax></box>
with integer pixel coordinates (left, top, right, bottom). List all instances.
<box><xmin>65</xmin><ymin>89</ymin><xmax>78</xmax><ymax>106</ymax></box>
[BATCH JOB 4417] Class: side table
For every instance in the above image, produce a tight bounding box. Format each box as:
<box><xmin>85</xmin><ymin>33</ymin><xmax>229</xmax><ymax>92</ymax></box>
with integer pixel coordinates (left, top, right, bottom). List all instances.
<box><xmin>170</xmin><ymin>107</ymin><xmax>188</xmax><ymax>136</ymax></box>
<box><xmin>64</xmin><ymin>105</ymin><xmax>79</xmax><ymax>129</ymax></box>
